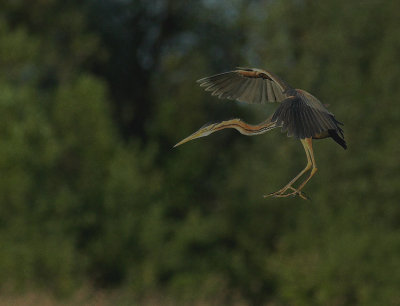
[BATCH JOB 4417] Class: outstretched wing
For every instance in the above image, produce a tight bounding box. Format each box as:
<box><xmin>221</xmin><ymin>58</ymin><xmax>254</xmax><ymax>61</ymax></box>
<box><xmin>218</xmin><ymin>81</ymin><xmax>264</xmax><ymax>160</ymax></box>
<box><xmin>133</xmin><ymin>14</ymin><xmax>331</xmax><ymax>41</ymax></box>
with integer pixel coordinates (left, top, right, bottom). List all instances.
<box><xmin>197</xmin><ymin>67</ymin><xmax>294</xmax><ymax>104</ymax></box>
<box><xmin>272</xmin><ymin>93</ymin><xmax>344</xmax><ymax>139</ymax></box>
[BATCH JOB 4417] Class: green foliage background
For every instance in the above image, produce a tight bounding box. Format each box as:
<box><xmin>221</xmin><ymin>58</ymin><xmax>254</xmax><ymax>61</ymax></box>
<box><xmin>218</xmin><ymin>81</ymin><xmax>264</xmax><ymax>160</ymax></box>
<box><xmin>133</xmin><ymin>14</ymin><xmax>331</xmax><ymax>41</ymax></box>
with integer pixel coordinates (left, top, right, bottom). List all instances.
<box><xmin>0</xmin><ymin>0</ymin><xmax>399</xmax><ymax>304</ymax></box>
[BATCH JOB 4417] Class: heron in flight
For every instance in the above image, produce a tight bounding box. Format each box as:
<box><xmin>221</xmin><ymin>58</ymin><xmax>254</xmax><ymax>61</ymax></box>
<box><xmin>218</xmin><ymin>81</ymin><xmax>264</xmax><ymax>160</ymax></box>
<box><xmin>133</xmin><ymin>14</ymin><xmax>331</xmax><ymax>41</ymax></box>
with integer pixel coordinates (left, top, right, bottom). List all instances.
<box><xmin>174</xmin><ymin>67</ymin><xmax>346</xmax><ymax>199</ymax></box>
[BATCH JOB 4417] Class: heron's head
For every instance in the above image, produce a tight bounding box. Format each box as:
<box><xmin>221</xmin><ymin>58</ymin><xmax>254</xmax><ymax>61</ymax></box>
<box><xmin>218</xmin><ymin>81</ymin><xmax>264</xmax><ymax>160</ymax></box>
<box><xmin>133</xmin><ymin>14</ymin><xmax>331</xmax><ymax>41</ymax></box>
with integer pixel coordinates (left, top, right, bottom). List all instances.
<box><xmin>173</xmin><ymin>123</ymin><xmax>217</xmax><ymax>148</ymax></box>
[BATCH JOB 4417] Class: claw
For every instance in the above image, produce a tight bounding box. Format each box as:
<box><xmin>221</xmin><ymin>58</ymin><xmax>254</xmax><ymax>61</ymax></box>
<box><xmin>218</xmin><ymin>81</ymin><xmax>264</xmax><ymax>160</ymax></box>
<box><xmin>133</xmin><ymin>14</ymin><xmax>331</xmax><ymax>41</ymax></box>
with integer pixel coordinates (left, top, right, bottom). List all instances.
<box><xmin>300</xmin><ymin>191</ymin><xmax>310</xmax><ymax>201</ymax></box>
<box><xmin>296</xmin><ymin>191</ymin><xmax>309</xmax><ymax>200</ymax></box>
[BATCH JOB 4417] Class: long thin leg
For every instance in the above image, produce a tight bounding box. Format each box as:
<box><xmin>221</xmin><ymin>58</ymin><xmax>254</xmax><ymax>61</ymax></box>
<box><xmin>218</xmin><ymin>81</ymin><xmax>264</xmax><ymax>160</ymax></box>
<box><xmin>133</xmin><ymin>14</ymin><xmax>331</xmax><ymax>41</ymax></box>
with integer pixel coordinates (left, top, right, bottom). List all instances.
<box><xmin>295</xmin><ymin>138</ymin><xmax>318</xmax><ymax>193</ymax></box>
<box><xmin>264</xmin><ymin>138</ymin><xmax>313</xmax><ymax>199</ymax></box>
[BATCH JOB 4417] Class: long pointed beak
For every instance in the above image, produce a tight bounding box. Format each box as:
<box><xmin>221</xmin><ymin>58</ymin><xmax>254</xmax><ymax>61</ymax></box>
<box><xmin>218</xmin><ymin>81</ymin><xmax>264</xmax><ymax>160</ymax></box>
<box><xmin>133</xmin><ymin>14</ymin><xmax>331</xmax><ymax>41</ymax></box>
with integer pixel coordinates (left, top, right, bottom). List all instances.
<box><xmin>173</xmin><ymin>125</ymin><xmax>215</xmax><ymax>148</ymax></box>
<box><xmin>173</xmin><ymin>131</ymin><xmax>202</xmax><ymax>148</ymax></box>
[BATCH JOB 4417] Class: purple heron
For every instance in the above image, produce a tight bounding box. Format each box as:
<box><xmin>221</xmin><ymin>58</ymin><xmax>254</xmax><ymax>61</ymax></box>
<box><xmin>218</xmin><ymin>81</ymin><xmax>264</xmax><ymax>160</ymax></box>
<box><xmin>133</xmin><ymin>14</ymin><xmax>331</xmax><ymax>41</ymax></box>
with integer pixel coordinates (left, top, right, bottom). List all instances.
<box><xmin>174</xmin><ymin>67</ymin><xmax>346</xmax><ymax>199</ymax></box>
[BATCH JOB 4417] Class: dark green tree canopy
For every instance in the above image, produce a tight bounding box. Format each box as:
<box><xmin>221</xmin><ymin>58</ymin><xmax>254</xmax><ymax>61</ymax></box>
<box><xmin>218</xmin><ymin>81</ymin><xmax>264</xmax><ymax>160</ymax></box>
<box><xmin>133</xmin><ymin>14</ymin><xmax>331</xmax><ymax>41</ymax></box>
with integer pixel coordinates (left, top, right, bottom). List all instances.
<box><xmin>0</xmin><ymin>0</ymin><xmax>399</xmax><ymax>304</ymax></box>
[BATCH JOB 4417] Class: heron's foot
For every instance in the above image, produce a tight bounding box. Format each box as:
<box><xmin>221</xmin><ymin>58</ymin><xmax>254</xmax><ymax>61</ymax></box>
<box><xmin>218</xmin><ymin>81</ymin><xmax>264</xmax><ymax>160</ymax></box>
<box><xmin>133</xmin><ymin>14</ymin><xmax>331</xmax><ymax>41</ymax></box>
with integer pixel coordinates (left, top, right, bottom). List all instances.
<box><xmin>263</xmin><ymin>186</ymin><xmax>309</xmax><ymax>200</ymax></box>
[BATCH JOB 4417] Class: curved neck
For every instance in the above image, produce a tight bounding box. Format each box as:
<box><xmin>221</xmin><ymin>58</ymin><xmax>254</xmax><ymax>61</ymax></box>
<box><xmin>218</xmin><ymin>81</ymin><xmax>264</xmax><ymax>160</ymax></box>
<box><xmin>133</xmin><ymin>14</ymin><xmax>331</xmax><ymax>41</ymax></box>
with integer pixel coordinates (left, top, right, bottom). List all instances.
<box><xmin>174</xmin><ymin>117</ymin><xmax>276</xmax><ymax>148</ymax></box>
<box><xmin>213</xmin><ymin>118</ymin><xmax>276</xmax><ymax>136</ymax></box>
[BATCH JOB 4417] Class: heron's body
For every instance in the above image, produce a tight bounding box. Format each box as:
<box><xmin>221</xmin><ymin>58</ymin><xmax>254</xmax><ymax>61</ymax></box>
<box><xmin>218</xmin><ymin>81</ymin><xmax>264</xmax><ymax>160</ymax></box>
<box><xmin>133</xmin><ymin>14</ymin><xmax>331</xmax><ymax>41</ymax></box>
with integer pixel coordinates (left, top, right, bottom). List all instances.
<box><xmin>174</xmin><ymin>67</ymin><xmax>346</xmax><ymax>199</ymax></box>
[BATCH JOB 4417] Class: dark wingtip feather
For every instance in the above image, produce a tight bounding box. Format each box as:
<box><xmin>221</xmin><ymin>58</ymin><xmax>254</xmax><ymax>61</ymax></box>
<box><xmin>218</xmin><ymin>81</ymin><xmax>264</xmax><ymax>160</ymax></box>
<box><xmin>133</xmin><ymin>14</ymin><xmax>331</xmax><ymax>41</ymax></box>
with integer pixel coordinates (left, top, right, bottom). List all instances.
<box><xmin>329</xmin><ymin>130</ymin><xmax>347</xmax><ymax>150</ymax></box>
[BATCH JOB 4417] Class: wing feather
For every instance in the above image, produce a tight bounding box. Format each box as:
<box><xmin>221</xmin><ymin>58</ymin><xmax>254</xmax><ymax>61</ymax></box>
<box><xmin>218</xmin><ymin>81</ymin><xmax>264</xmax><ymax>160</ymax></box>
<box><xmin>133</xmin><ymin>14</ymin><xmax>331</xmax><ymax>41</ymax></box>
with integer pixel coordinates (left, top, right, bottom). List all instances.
<box><xmin>237</xmin><ymin>79</ymin><xmax>253</xmax><ymax>102</ymax></box>
<box><xmin>230</xmin><ymin>78</ymin><xmax>250</xmax><ymax>101</ymax></box>
<box><xmin>197</xmin><ymin>67</ymin><xmax>293</xmax><ymax>104</ymax></box>
<box><xmin>246</xmin><ymin>78</ymin><xmax>260</xmax><ymax>103</ymax></box>
<box><xmin>219</xmin><ymin>77</ymin><xmax>242</xmax><ymax>99</ymax></box>
<box><xmin>272</xmin><ymin>95</ymin><xmax>344</xmax><ymax>139</ymax></box>
<box><xmin>260</xmin><ymin>79</ymin><xmax>267</xmax><ymax>104</ymax></box>
<box><xmin>266</xmin><ymin>81</ymin><xmax>275</xmax><ymax>102</ymax></box>
<box><xmin>272</xmin><ymin>82</ymin><xmax>285</xmax><ymax>101</ymax></box>
<box><xmin>254</xmin><ymin>78</ymin><xmax>264</xmax><ymax>104</ymax></box>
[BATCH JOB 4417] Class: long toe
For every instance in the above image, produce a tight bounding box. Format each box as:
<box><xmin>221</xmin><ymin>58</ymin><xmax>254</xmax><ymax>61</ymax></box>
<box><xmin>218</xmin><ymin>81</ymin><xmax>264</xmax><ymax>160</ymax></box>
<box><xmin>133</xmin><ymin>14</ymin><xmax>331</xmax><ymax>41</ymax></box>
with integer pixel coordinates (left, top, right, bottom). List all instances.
<box><xmin>296</xmin><ymin>191</ymin><xmax>309</xmax><ymax>200</ymax></box>
<box><xmin>263</xmin><ymin>186</ymin><xmax>291</xmax><ymax>198</ymax></box>
<box><xmin>263</xmin><ymin>190</ymin><xmax>286</xmax><ymax>198</ymax></box>
<box><xmin>263</xmin><ymin>187</ymin><xmax>309</xmax><ymax>200</ymax></box>
<box><xmin>288</xmin><ymin>187</ymin><xmax>309</xmax><ymax>200</ymax></box>
<box><xmin>263</xmin><ymin>190</ymin><xmax>291</xmax><ymax>198</ymax></box>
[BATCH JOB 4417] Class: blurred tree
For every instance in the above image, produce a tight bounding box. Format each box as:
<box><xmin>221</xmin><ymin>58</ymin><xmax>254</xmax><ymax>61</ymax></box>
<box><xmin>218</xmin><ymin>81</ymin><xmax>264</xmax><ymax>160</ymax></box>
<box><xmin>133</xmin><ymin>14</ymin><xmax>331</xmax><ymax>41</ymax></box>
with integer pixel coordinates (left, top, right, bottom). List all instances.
<box><xmin>0</xmin><ymin>3</ymin><xmax>117</xmax><ymax>294</ymax></box>
<box><xmin>0</xmin><ymin>0</ymin><xmax>400</xmax><ymax>305</ymax></box>
<box><xmin>86</xmin><ymin>0</ymin><xmax>250</xmax><ymax>140</ymax></box>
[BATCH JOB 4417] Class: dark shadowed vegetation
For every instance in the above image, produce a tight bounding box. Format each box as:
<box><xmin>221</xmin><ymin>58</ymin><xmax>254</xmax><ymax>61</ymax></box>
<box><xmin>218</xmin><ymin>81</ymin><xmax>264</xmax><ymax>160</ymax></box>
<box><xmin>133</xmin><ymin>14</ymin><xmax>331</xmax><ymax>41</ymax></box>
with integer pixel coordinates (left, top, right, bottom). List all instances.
<box><xmin>0</xmin><ymin>0</ymin><xmax>399</xmax><ymax>304</ymax></box>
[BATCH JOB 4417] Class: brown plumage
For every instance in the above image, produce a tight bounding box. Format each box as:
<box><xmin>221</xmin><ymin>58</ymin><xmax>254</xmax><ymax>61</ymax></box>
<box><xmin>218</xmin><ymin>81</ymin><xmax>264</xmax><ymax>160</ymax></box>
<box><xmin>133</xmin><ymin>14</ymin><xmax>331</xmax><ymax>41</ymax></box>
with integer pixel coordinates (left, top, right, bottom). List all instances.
<box><xmin>175</xmin><ymin>67</ymin><xmax>346</xmax><ymax>199</ymax></box>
